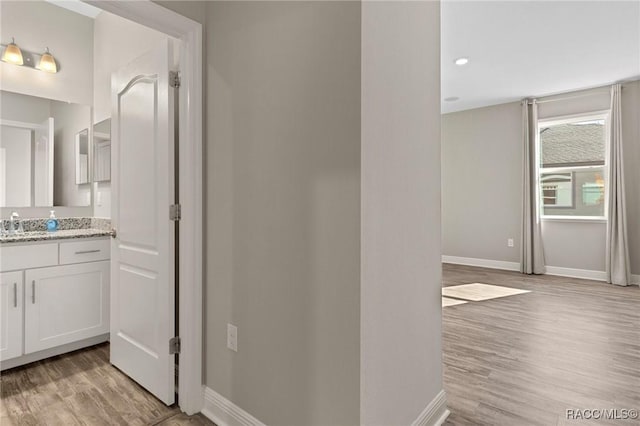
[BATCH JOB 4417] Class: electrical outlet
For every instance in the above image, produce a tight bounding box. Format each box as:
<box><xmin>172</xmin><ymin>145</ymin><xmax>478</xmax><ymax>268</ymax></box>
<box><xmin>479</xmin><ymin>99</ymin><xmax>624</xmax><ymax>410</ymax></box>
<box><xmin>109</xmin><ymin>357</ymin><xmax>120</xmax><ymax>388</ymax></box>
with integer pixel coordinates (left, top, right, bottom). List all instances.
<box><xmin>227</xmin><ymin>324</ymin><xmax>237</xmax><ymax>352</ymax></box>
<box><xmin>507</xmin><ymin>238</ymin><xmax>514</xmax><ymax>248</ymax></box>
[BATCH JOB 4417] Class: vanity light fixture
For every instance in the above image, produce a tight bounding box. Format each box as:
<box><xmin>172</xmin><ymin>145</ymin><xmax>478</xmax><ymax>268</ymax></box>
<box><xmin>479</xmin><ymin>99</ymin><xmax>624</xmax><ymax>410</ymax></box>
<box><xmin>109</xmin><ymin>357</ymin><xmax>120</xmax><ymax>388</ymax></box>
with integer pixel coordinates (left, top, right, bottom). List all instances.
<box><xmin>1</xmin><ymin>37</ymin><xmax>24</xmax><ymax>65</ymax></box>
<box><xmin>1</xmin><ymin>38</ymin><xmax>58</xmax><ymax>73</ymax></box>
<box><xmin>37</xmin><ymin>47</ymin><xmax>57</xmax><ymax>73</ymax></box>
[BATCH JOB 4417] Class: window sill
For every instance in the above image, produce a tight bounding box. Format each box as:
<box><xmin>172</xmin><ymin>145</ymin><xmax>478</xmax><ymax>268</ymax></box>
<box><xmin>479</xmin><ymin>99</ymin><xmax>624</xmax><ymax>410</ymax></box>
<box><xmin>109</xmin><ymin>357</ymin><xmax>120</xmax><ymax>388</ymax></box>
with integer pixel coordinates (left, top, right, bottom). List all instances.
<box><xmin>542</xmin><ymin>216</ymin><xmax>607</xmax><ymax>224</ymax></box>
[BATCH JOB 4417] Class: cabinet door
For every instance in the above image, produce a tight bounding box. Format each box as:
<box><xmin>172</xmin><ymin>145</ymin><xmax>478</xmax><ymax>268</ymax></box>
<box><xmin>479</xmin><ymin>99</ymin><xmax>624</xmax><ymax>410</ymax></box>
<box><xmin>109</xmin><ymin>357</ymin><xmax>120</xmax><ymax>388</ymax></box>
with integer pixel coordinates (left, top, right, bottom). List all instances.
<box><xmin>25</xmin><ymin>262</ymin><xmax>109</xmax><ymax>354</ymax></box>
<box><xmin>0</xmin><ymin>271</ymin><xmax>23</xmax><ymax>361</ymax></box>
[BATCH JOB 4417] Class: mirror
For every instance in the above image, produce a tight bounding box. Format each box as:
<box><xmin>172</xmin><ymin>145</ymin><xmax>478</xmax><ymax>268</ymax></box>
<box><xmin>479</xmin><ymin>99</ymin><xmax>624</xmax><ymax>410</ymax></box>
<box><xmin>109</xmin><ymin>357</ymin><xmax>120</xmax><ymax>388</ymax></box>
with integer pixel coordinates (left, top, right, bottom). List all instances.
<box><xmin>0</xmin><ymin>90</ymin><xmax>92</xmax><ymax>207</ymax></box>
<box><xmin>76</xmin><ymin>129</ymin><xmax>90</xmax><ymax>184</ymax></box>
<box><xmin>93</xmin><ymin>119</ymin><xmax>111</xmax><ymax>182</ymax></box>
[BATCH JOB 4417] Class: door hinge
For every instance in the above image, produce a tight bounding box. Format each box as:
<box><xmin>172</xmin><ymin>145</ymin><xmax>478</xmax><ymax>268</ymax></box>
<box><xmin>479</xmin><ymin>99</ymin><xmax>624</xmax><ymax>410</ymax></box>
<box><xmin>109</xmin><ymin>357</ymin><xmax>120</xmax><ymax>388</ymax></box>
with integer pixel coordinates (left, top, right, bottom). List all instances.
<box><xmin>170</xmin><ymin>204</ymin><xmax>181</xmax><ymax>221</ymax></box>
<box><xmin>169</xmin><ymin>71</ymin><xmax>181</xmax><ymax>88</ymax></box>
<box><xmin>169</xmin><ymin>336</ymin><xmax>181</xmax><ymax>354</ymax></box>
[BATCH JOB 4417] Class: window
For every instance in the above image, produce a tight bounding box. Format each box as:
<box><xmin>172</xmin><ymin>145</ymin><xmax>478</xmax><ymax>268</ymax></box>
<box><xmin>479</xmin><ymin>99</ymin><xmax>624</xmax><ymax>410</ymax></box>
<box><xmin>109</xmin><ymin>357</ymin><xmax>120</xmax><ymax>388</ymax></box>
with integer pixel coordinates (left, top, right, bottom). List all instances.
<box><xmin>541</xmin><ymin>172</ymin><xmax>573</xmax><ymax>207</ymax></box>
<box><xmin>538</xmin><ymin>113</ymin><xmax>607</xmax><ymax>219</ymax></box>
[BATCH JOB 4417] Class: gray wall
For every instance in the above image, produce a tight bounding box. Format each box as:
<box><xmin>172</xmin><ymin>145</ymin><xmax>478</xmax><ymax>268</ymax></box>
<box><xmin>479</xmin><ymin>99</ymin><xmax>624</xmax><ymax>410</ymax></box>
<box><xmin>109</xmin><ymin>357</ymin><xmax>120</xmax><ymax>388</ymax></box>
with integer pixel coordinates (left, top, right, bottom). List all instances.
<box><xmin>158</xmin><ymin>3</ymin><xmax>445</xmax><ymax>424</ymax></box>
<box><xmin>361</xmin><ymin>1</ymin><xmax>443</xmax><ymax>424</ymax></box>
<box><xmin>621</xmin><ymin>80</ymin><xmax>640</xmax><ymax>278</ymax></box>
<box><xmin>442</xmin><ymin>102</ymin><xmax>523</xmax><ymax>263</ymax></box>
<box><xmin>442</xmin><ymin>81</ymin><xmax>640</xmax><ymax>276</ymax></box>
<box><xmin>205</xmin><ymin>2</ymin><xmax>361</xmax><ymax>425</ymax></box>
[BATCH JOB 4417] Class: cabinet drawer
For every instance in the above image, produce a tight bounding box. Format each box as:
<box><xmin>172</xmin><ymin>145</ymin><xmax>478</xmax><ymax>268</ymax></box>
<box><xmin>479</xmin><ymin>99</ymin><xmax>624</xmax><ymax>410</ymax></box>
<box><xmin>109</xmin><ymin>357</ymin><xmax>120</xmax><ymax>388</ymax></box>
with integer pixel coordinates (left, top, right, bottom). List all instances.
<box><xmin>1</xmin><ymin>244</ymin><xmax>58</xmax><ymax>271</ymax></box>
<box><xmin>59</xmin><ymin>239</ymin><xmax>110</xmax><ymax>265</ymax></box>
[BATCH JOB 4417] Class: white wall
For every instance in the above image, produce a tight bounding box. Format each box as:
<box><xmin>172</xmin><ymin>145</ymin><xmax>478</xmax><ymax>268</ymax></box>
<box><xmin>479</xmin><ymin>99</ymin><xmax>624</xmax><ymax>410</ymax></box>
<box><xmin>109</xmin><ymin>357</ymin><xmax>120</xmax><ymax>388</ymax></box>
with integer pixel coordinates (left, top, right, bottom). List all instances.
<box><xmin>92</xmin><ymin>10</ymin><xmax>170</xmax><ymax>218</ymax></box>
<box><xmin>0</xmin><ymin>1</ymin><xmax>93</xmax><ymax>106</ymax></box>
<box><xmin>93</xmin><ymin>11</ymin><xmax>169</xmax><ymax>123</ymax></box>
<box><xmin>442</xmin><ymin>81</ymin><xmax>640</xmax><ymax>276</ymax></box>
<box><xmin>51</xmin><ymin>102</ymin><xmax>92</xmax><ymax>207</ymax></box>
<box><xmin>0</xmin><ymin>90</ymin><xmax>52</xmax><ymax>123</ymax></box>
<box><xmin>0</xmin><ymin>126</ymin><xmax>31</xmax><ymax>207</ymax></box>
<box><xmin>0</xmin><ymin>2</ymin><xmax>94</xmax><ymax>218</ymax></box>
<box><xmin>0</xmin><ymin>91</ymin><xmax>91</xmax><ymax>211</ymax></box>
<box><xmin>205</xmin><ymin>2</ymin><xmax>361</xmax><ymax>425</ymax></box>
<box><xmin>361</xmin><ymin>2</ymin><xmax>444</xmax><ymax>424</ymax></box>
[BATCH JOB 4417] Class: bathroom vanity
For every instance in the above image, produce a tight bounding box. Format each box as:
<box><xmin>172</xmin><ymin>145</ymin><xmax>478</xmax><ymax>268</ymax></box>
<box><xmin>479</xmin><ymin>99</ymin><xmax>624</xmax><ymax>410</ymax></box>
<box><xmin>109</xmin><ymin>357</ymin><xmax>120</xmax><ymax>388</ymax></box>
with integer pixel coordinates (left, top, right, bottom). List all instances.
<box><xmin>0</xmin><ymin>219</ymin><xmax>112</xmax><ymax>370</ymax></box>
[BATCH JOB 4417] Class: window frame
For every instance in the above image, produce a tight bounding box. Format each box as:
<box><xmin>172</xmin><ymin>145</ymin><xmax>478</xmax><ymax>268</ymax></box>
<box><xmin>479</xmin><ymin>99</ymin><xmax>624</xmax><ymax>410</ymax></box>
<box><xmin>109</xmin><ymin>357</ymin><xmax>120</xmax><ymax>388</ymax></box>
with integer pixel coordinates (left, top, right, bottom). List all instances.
<box><xmin>536</xmin><ymin>110</ymin><xmax>610</xmax><ymax>221</ymax></box>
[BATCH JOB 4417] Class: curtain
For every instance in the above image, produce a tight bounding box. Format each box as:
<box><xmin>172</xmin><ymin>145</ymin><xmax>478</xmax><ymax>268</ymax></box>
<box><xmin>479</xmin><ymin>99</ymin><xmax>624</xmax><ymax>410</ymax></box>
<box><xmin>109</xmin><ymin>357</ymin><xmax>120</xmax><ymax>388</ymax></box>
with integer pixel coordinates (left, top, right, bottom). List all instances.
<box><xmin>521</xmin><ymin>99</ymin><xmax>546</xmax><ymax>274</ymax></box>
<box><xmin>606</xmin><ymin>84</ymin><xmax>631</xmax><ymax>286</ymax></box>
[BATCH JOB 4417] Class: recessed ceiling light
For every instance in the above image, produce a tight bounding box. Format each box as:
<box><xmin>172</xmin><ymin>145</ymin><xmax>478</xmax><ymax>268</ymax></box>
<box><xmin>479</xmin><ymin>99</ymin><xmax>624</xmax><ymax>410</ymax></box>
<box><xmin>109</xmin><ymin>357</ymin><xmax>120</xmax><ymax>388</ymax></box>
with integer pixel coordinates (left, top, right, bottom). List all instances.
<box><xmin>444</xmin><ymin>96</ymin><xmax>460</xmax><ymax>102</ymax></box>
<box><xmin>454</xmin><ymin>57</ymin><xmax>469</xmax><ymax>66</ymax></box>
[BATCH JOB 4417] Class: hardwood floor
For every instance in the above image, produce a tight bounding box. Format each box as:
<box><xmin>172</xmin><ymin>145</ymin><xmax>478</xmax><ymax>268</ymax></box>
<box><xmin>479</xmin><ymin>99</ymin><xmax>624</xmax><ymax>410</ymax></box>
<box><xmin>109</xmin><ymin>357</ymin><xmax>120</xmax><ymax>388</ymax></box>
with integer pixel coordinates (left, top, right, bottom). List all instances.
<box><xmin>442</xmin><ymin>264</ymin><xmax>640</xmax><ymax>426</ymax></box>
<box><xmin>2</xmin><ymin>265</ymin><xmax>638</xmax><ymax>425</ymax></box>
<box><xmin>0</xmin><ymin>343</ymin><xmax>215</xmax><ymax>426</ymax></box>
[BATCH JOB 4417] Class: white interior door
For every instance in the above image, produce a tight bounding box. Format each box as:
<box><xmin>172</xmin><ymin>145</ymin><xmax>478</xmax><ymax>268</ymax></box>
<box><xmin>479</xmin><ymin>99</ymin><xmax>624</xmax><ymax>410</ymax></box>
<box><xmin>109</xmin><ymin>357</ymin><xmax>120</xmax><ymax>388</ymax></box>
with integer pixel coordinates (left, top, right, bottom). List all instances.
<box><xmin>34</xmin><ymin>117</ymin><xmax>54</xmax><ymax>206</ymax></box>
<box><xmin>110</xmin><ymin>40</ymin><xmax>176</xmax><ymax>405</ymax></box>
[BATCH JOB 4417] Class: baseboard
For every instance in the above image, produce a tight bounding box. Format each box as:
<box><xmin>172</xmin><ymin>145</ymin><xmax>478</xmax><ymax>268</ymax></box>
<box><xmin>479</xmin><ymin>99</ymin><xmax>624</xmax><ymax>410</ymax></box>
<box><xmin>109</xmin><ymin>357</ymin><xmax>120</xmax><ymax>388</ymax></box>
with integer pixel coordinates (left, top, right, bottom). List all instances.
<box><xmin>201</xmin><ymin>386</ymin><xmax>265</xmax><ymax>426</ymax></box>
<box><xmin>442</xmin><ymin>255</ymin><xmax>520</xmax><ymax>272</ymax></box>
<box><xmin>1</xmin><ymin>333</ymin><xmax>109</xmax><ymax>371</ymax></box>
<box><xmin>411</xmin><ymin>390</ymin><xmax>450</xmax><ymax>426</ymax></box>
<box><xmin>442</xmin><ymin>256</ymin><xmax>640</xmax><ymax>285</ymax></box>
<box><xmin>201</xmin><ymin>385</ymin><xmax>449</xmax><ymax>426</ymax></box>
<box><xmin>544</xmin><ymin>266</ymin><xmax>607</xmax><ymax>282</ymax></box>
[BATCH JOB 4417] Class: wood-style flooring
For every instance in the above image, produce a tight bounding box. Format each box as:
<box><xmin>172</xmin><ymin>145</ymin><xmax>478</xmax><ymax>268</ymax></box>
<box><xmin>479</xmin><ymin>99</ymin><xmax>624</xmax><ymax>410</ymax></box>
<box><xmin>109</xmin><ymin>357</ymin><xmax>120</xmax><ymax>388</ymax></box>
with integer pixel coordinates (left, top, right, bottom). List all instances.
<box><xmin>0</xmin><ymin>343</ymin><xmax>215</xmax><ymax>426</ymax></box>
<box><xmin>442</xmin><ymin>264</ymin><xmax>640</xmax><ymax>426</ymax></box>
<box><xmin>2</xmin><ymin>264</ymin><xmax>638</xmax><ymax>425</ymax></box>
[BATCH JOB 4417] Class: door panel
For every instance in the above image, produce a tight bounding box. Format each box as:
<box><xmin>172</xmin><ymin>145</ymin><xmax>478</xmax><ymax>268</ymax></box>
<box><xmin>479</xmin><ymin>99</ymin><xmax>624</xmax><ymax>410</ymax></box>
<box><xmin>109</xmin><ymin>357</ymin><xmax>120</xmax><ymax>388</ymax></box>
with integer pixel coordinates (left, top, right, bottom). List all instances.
<box><xmin>119</xmin><ymin>78</ymin><xmax>157</xmax><ymax>249</ymax></box>
<box><xmin>110</xmin><ymin>40</ymin><xmax>176</xmax><ymax>406</ymax></box>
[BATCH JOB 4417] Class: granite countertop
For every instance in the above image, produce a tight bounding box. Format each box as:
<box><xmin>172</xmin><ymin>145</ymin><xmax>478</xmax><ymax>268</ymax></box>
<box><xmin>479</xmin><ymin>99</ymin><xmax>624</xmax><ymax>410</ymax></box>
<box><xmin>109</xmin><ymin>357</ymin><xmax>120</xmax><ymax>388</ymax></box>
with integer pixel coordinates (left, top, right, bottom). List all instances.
<box><xmin>0</xmin><ymin>217</ymin><xmax>112</xmax><ymax>244</ymax></box>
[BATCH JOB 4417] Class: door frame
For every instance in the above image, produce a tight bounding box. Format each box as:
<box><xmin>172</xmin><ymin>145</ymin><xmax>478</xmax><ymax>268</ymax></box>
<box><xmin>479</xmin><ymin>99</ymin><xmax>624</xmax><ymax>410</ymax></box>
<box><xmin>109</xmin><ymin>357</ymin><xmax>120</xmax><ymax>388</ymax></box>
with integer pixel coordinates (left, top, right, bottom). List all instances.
<box><xmin>87</xmin><ymin>0</ymin><xmax>204</xmax><ymax>415</ymax></box>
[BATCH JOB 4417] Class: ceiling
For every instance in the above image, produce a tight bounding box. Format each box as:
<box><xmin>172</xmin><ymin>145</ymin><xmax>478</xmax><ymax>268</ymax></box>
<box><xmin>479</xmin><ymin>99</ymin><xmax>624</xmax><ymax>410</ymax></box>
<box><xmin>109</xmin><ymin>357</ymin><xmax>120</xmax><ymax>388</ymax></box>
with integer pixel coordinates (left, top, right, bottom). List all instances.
<box><xmin>441</xmin><ymin>0</ymin><xmax>640</xmax><ymax>113</ymax></box>
<box><xmin>45</xmin><ymin>0</ymin><xmax>101</xmax><ymax>18</ymax></box>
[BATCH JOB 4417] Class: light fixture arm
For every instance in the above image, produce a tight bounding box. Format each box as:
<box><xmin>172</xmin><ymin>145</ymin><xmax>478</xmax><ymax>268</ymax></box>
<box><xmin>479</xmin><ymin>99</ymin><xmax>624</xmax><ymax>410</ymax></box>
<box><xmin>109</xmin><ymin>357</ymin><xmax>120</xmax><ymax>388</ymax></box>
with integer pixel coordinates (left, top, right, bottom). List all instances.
<box><xmin>1</xmin><ymin>42</ymin><xmax>59</xmax><ymax>73</ymax></box>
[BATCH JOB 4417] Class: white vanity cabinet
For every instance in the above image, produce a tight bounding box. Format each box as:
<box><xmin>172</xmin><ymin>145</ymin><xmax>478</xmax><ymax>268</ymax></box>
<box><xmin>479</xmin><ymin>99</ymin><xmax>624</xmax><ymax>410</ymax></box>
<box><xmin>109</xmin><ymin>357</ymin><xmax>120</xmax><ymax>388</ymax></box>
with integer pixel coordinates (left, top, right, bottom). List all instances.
<box><xmin>0</xmin><ymin>271</ymin><xmax>23</xmax><ymax>361</ymax></box>
<box><xmin>24</xmin><ymin>261</ymin><xmax>109</xmax><ymax>353</ymax></box>
<box><xmin>0</xmin><ymin>238</ymin><xmax>110</xmax><ymax>369</ymax></box>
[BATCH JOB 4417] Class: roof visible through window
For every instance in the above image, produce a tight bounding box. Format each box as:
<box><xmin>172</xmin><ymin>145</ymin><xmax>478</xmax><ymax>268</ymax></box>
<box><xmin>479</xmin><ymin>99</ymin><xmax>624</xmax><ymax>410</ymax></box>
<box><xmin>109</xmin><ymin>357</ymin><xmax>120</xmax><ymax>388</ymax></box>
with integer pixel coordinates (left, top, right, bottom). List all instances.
<box><xmin>540</xmin><ymin>120</ymin><xmax>605</xmax><ymax>168</ymax></box>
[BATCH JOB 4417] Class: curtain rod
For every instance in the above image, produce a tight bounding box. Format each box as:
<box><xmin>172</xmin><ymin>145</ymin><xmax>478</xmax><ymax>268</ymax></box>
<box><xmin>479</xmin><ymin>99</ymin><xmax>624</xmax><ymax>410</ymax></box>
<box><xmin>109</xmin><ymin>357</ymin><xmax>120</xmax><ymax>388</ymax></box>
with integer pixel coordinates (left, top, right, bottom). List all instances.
<box><xmin>526</xmin><ymin>88</ymin><xmax>614</xmax><ymax>105</ymax></box>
